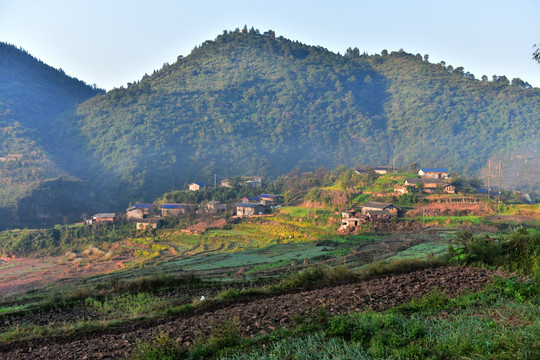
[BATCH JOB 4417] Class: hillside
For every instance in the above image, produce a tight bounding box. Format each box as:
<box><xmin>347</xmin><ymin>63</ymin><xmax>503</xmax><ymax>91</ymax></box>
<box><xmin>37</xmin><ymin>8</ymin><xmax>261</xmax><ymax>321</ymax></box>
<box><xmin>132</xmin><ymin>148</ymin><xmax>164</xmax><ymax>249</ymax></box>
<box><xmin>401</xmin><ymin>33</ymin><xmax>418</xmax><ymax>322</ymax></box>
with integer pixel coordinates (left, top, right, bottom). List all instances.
<box><xmin>62</xmin><ymin>30</ymin><xmax>540</xmax><ymax>201</ymax></box>
<box><xmin>0</xmin><ymin>43</ymin><xmax>103</xmax><ymax>228</ymax></box>
<box><xmin>1</xmin><ymin>29</ymin><xmax>540</xmax><ymax>228</ymax></box>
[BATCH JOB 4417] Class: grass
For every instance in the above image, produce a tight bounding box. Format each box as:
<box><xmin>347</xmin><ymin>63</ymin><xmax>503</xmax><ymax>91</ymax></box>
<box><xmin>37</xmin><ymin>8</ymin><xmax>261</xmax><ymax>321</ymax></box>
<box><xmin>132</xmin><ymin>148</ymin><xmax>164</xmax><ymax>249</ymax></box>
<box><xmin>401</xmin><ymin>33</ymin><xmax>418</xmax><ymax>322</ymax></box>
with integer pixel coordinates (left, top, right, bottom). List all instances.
<box><xmin>218</xmin><ymin>277</ymin><xmax>540</xmax><ymax>360</ymax></box>
<box><xmin>412</xmin><ymin>215</ymin><xmax>485</xmax><ymax>227</ymax></box>
<box><xmin>385</xmin><ymin>243</ymin><xmax>448</xmax><ymax>261</ymax></box>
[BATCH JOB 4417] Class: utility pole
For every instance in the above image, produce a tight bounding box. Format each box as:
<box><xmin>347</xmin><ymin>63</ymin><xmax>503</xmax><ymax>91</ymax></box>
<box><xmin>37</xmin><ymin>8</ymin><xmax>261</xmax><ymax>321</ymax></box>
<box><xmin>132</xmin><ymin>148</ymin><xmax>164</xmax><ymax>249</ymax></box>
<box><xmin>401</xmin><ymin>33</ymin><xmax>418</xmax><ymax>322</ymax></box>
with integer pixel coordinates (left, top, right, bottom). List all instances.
<box><xmin>214</xmin><ymin>174</ymin><xmax>217</xmax><ymax>187</ymax></box>
<box><xmin>498</xmin><ymin>158</ymin><xmax>502</xmax><ymax>203</ymax></box>
<box><xmin>487</xmin><ymin>159</ymin><xmax>491</xmax><ymax>200</ymax></box>
<box><xmin>393</xmin><ymin>157</ymin><xmax>396</xmax><ymax>172</ymax></box>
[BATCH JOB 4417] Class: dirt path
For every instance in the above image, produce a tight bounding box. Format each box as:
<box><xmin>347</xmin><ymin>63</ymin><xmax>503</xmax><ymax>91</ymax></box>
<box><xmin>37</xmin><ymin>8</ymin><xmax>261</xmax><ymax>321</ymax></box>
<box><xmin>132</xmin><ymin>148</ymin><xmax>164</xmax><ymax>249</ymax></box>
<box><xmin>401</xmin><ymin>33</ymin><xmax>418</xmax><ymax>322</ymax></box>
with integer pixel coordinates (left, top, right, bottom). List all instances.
<box><xmin>0</xmin><ymin>266</ymin><xmax>495</xmax><ymax>360</ymax></box>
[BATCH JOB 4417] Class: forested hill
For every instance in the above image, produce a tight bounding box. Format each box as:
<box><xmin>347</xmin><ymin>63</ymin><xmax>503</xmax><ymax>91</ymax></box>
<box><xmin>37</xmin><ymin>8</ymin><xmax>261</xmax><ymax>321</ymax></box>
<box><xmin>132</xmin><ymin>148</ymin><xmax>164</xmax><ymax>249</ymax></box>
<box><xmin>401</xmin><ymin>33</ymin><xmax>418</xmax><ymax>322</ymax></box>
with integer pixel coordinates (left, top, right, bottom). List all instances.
<box><xmin>63</xmin><ymin>29</ymin><xmax>539</xmax><ymax>198</ymax></box>
<box><xmin>0</xmin><ymin>43</ymin><xmax>103</xmax><ymax>228</ymax></box>
<box><xmin>1</xmin><ymin>30</ymin><xmax>540</xmax><ymax>228</ymax></box>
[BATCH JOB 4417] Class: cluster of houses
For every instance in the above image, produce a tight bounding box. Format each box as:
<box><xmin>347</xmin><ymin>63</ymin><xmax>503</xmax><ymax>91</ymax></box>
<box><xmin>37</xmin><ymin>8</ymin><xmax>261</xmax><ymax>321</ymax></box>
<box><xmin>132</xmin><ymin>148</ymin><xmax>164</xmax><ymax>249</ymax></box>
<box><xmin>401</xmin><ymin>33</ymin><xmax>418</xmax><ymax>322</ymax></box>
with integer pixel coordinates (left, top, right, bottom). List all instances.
<box><xmin>187</xmin><ymin>176</ymin><xmax>264</xmax><ymax>191</ymax></box>
<box><xmin>341</xmin><ymin>167</ymin><xmax>454</xmax><ymax>231</ymax></box>
<box><xmin>394</xmin><ymin>168</ymin><xmax>455</xmax><ymax>195</ymax></box>
<box><xmin>340</xmin><ymin>201</ymin><xmax>399</xmax><ymax>231</ymax></box>
<box><xmin>84</xmin><ymin>186</ymin><xmax>282</xmax><ymax>230</ymax></box>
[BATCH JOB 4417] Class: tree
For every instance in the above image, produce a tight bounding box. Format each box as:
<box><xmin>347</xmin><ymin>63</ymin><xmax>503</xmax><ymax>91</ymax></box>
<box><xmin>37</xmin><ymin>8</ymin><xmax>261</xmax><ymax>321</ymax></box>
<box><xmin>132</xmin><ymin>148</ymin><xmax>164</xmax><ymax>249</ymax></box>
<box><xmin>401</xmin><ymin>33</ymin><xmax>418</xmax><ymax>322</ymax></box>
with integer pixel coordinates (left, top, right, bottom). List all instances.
<box><xmin>533</xmin><ymin>44</ymin><xmax>540</xmax><ymax>62</ymax></box>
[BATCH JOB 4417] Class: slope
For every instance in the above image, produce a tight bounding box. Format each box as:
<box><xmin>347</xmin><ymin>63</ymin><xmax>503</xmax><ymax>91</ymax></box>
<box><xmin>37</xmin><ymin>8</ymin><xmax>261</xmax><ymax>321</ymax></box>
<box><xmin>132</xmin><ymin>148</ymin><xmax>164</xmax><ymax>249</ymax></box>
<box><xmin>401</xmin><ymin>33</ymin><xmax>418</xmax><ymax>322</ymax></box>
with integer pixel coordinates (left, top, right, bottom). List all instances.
<box><xmin>62</xmin><ymin>29</ymin><xmax>540</xmax><ymax>203</ymax></box>
<box><xmin>0</xmin><ymin>43</ymin><xmax>103</xmax><ymax>228</ymax></box>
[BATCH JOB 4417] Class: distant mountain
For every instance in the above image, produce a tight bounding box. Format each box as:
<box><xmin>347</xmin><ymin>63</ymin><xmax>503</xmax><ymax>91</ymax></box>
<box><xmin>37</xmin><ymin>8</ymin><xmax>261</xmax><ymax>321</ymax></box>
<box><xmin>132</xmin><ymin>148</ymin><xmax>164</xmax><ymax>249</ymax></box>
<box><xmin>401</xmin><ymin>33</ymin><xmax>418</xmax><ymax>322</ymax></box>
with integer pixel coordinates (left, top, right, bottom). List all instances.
<box><xmin>63</xmin><ymin>30</ymin><xmax>540</xmax><ymax>194</ymax></box>
<box><xmin>0</xmin><ymin>42</ymin><xmax>103</xmax><ymax>228</ymax></box>
<box><xmin>1</xmin><ymin>30</ymin><xmax>539</xmax><ymax>228</ymax></box>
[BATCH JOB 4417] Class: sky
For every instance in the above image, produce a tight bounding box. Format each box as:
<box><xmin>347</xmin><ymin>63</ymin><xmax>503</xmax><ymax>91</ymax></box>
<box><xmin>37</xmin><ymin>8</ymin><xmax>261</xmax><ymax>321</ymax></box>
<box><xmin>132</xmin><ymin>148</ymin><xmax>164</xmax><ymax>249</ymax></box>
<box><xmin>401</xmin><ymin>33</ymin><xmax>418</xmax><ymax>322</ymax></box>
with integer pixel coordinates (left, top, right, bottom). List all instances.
<box><xmin>1</xmin><ymin>0</ymin><xmax>539</xmax><ymax>91</ymax></box>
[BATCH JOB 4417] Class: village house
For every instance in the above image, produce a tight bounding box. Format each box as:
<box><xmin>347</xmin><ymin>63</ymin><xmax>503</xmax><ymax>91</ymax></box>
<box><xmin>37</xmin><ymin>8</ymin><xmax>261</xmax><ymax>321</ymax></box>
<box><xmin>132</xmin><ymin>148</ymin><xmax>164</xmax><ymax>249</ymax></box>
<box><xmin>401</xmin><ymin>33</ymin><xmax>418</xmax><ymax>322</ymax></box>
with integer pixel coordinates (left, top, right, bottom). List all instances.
<box><xmin>205</xmin><ymin>200</ymin><xmax>227</xmax><ymax>213</ymax></box>
<box><xmin>340</xmin><ymin>209</ymin><xmax>366</xmax><ymax>230</ymax></box>
<box><xmin>126</xmin><ymin>203</ymin><xmax>155</xmax><ymax>219</ymax></box>
<box><xmin>188</xmin><ymin>182</ymin><xmax>210</xmax><ymax>191</ymax></box>
<box><xmin>373</xmin><ymin>166</ymin><xmax>392</xmax><ymax>175</ymax></box>
<box><xmin>236</xmin><ymin>202</ymin><xmax>266</xmax><ymax>216</ymax></box>
<box><xmin>258</xmin><ymin>194</ymin><xmax>282</xmax><ymax>207</ymax></box>
<box><xmin>86</xmin><ymin>213</ymin><xmax>116</xmax><ymax>225</ymax></box>
<box><xmin>417</xmin><ymin>168</ymin><xmax>449</xmax><ymax>179</ymax></box>
<box><xmin>221</xmin><ymin>176</ymin><xmax>263</xmax><ymax>188</ymax></box>
<box><xmin>404</xmin><ymin>178</ymin><xmax>454</xmax><ymax>194</ymax></box>
<box><xmin>340</xmin><ymin>216</ymin><xmax>366</xmax><ymax>231</ymax></box>
<box><xmin>136</xmin><ymin>219</ymin><xmax>162</xmax><ymax>230</ymax></box>
<box><xmin>160</xmin><ymin>203</ymin><xmax>196</xmax><ymax>216</ymax></box>
<box><xmin>360</xmin><ymin>201</ymin><xmax>399</xmax><ymax>217</ymax></box>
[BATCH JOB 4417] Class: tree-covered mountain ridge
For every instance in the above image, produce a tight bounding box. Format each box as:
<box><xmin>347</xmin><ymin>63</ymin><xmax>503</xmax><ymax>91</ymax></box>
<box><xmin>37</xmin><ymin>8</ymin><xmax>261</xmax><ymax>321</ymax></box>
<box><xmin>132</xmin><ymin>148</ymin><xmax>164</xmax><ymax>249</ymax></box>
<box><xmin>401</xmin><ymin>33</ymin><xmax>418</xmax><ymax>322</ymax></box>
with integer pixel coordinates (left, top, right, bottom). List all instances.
<box><xmin>1</xmin><ymin>29</ymin><xmax>539</xmax><ymax>228</ymax></box>
<box><xmin>65</xmin><ymin>29</ymin><xmax>539</xmax><ymax>194</ymax></box>
<box><xmin>0</xmin><ymin>42</ymin><xmax>103</xmax><ymax>228</ymax></box>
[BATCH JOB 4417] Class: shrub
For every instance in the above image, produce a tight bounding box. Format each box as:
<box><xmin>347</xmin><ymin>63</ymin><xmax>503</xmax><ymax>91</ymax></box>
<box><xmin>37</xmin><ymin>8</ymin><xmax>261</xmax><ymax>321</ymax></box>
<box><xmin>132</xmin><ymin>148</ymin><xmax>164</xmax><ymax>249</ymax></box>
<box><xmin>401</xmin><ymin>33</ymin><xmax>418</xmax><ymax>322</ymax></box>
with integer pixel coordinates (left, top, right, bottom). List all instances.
<box><xmin>129</xmin><ymin>331</ymin><xmax>184</xmax><ymax>360</ymax></box>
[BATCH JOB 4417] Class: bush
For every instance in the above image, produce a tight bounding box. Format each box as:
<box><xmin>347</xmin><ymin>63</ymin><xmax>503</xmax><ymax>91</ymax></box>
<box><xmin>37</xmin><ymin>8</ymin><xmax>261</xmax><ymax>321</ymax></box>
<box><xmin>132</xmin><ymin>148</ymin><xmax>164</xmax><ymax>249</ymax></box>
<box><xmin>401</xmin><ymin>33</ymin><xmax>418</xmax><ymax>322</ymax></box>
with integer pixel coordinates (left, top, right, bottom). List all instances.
<box><xmin>129</xmin><ymin>331</ymin><xmax>184</xmax><ymax>360</ymax></box>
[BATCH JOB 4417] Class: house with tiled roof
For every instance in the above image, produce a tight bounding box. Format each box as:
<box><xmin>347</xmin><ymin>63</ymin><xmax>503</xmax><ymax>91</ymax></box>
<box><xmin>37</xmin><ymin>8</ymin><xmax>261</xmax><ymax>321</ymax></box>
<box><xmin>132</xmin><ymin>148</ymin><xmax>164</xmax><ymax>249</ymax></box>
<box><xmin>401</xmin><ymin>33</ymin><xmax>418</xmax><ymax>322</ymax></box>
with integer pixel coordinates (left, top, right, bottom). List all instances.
<box><xmin>86</xmin><ymin>213</ymin><xmax>116</xmax><ymax>225</ymax></box>
<box><xmin>126</xmin><ymin>203</ymin><xmax>156</xmax><ymax>219</ymax></box>
<box><xmin>417</xmin><ymin>168</ymin><xmax>449</xmax><ymax>179</ymax></box>
<box><xmin>160</xmin><ymin>203</ymin><xmax>196</xmax><ymax>216</ymax></box>
<box><xmin>236</xmin><ymin>202</ymin><xmax>266</xmax><ymax>216</ymax></box>
<box><xmin>188</xmin><ymin>182</ymin><xmax>210</xmax><ymax>191</ymax></box>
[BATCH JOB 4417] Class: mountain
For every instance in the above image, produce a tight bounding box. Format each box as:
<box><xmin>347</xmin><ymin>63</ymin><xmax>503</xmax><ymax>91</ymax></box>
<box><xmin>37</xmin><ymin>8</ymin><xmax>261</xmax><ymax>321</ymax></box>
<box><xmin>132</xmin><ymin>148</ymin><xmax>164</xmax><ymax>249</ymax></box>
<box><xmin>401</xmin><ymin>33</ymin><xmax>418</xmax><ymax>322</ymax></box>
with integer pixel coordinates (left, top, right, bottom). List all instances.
<box><xmin>62</xmin><ymin>30</ymin><xmax>540</xmax><ymax>195</ymax></box>
<box><xmin>1</xmin><ymin>29</ymin><xmax>539</xmax><ymax>228</ymax></box>
<box><xmin>0</xmin><ymin>43</ymin><xmax>103</xmax><ymax>228</ymax></box>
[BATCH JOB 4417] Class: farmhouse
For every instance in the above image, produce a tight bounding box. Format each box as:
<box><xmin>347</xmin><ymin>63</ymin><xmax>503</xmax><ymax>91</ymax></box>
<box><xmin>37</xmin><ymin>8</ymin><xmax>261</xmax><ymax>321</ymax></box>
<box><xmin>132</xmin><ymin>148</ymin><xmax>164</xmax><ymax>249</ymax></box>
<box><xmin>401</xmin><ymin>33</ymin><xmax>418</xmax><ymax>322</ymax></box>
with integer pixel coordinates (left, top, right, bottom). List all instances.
<box><xmin>188</xmin><ymin>182</ymin><xmax>210</xmax><ymax>191</ymax></box>
<box><xmin>340</xmin><ymin>217</ymin><xmax>365</xmax><ymax>230</ymax></box>
<box><xmin>404</xmin><ymin>178</ymin><xmax>454</xmax><ymax>194</ymax></box>
<box><xmin>417</xmin><ymin>168</ymin><xmax>449</xmax><ymax>179</ymax></box>
<box><xmin>258</xmin><ymin>194</ymin><xmax>282</xmax><ymax>207</ymax></box>
<box><xmin>86</xmin><ymin>213</ymin><xmax>116</xmax><ymax>225</ymax></box>
<box><xmin>136</xmin><ymin>219</ymin><xmax>161</xmax><ymax>230</ymax></box>
<box><xmin>236</xmin><ymin>202</ymin><xmax>266</xmax><ymax>216</ymax></box>
<box><xmin>222</xmin><ymin>176</ymin><xmax>263</xmax><ymax>188</ymax></box>
<box><xmin>373</xmin><ymin>166</ymin><xmax>392</xmax><ymax>175</ymax></box>
<box><xmin>360</xmin><ymin>201</ymin><xmax>399</xmax><ymax>217</ymax></box>
<box><xmin>126</xmin><ymin>203</ymin><xmax>155</xmax><ymax>219</ymax></box>
<box><xmin>205</xmin><ymin>200</ymin><xmax>227</xmax><ymax>213</ymax></box>
<box><xmin>161</xmin><ymin>203</ymin><xmax>195</xmax><ymax>216</ymax></box>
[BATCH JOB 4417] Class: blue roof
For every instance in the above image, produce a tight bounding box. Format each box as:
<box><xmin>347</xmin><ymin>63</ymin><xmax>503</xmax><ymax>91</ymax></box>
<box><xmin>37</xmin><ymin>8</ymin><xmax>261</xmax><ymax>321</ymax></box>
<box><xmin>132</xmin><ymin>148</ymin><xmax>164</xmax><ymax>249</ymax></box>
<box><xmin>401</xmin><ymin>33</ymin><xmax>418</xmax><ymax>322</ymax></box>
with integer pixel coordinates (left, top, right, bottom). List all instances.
<box><xmin>161</xmin><ymin>203</ymin><xmax>188</xmax><ymax>209</ymax></box>
<box><xmin>259</xmin><ymin>194</ymin><xmax>279</xmax><ymax>198</ymax></box>
<box><xmin>192</xmin><ymin>182</ymin><xmax>208</xmax><ymax>186</ymax></box>
<box><xmin>134</xmin><ymin>203</ymin><xmax>154</xmax><ymax>208</ymax></box>
<box><xmin>236</xmin><ymin>202</ymin><xmax>264</xmax><ymax>208</ymax></box>
<box><xmin>419</xmin><ymin>168</ymin><xmax>448</xmax><ymax>173</ymax></box>
<box><xmin>246</xmin><ymin>196</ymin><xmax>260</xmax><ymax>201</ymax></box>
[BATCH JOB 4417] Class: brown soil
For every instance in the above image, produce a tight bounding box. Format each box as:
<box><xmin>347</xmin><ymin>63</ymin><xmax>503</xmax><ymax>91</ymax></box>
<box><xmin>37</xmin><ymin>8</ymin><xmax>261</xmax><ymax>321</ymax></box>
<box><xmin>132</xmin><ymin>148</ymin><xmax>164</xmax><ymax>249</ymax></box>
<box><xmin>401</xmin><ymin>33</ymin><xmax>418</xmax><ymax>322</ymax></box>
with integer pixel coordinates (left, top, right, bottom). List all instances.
<box><xmin>0</xmin><ymin>266</ymin><xmax>496</xmax><ymax>360</ymax></box>
<box><xmin>0</xmin><ymin>256</ymin><xmax>131</xmax><ymax>298</ymax></box>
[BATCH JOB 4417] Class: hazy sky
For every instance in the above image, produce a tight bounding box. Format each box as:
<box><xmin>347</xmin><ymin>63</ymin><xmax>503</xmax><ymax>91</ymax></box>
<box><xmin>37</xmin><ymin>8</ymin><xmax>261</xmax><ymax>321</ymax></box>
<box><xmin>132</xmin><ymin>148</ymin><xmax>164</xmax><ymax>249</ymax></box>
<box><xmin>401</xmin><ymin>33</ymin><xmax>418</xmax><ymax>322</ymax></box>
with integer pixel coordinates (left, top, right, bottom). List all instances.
<box><xmin>1</xmin><ymin>0</ymin><xmax>539</xmax><ymax>91</ymax></box>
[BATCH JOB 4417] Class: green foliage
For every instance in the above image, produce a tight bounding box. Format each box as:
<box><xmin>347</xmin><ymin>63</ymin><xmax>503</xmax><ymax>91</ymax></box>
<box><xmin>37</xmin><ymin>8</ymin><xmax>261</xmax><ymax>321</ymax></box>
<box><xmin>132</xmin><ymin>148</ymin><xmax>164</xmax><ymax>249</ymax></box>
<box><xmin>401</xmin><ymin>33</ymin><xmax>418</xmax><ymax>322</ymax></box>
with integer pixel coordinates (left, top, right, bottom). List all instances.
<box><xmin>3</xmin><ymin>30</ymin><xmax>540</xmax><ymax>227</ymax></box>
<box><xmin>222</xmin><ymin>277</ymin><xmax>539</xmax><ymax>359</ymax></box>
<box><xmin>0</xmin><ymin>220</ymin><xmax>135</xmax><ymax>256</ymax></box>
<box><xmin>279</xmin><ymin>265</ymin><xmax>357</xmax><ymax>289</ymax></box>
<box><xmin>85</xmin><ymin>292</ymin><xmax>167</xmax><ymax>317</ymax></box>
<box><xmin>190</xmin><ymin>317</ymin><xmax>242</xmax><ymax>359</ymax></box>
<box><xmin>129</xmin><ymin>331</ymin><xmax>185</xmax><ymax>360</ymax></box>
<box><xmin>0</xmin><ymin>43</ymin><xmax>103</xmax><ymax>229</ymax></box>
<box><xmin>448</xmin><ymin>228</ymin><xmax>540</xmax><ymax>277</ymax></box>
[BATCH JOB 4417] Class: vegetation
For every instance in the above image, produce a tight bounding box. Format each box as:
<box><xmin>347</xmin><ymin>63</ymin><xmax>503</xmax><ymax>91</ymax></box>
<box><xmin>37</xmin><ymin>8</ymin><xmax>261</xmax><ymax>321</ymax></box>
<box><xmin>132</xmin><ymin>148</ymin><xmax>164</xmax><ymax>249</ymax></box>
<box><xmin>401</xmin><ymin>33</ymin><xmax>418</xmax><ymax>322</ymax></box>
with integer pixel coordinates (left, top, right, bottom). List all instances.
<box><xmin>2</xmin><ymin>28</ymin><xmax>540</xmax><ymax>228</ymax></box>
<box><xmin>448</xmin><ymin>228</ymin><xmax>540</xmax><ymax>278</ymax></box>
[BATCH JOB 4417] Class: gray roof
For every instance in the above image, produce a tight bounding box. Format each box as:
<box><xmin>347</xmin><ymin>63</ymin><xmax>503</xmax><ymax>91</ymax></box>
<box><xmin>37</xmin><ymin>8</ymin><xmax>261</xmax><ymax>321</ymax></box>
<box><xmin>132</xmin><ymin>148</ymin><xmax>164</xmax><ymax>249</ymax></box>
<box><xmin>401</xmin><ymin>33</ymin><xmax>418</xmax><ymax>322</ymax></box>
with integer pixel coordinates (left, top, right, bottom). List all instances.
<box><xmin>361</xmin><ymin>201</ymin><xmax>395</xmax><ymax>210</ymax></box>
<box><xmin>406</xmin><ymin>178</ymin><xmax>445</xmax><ymax>184</ymax></box>
<box><xmin>93</xmin><ymin>213</ymin><xmax>116</xmax><ymax>218</ymax></box>
<box><xmin>236</xmin><ymin>202</ymin><xmax>264</xmax><ymax>208</ymax></box>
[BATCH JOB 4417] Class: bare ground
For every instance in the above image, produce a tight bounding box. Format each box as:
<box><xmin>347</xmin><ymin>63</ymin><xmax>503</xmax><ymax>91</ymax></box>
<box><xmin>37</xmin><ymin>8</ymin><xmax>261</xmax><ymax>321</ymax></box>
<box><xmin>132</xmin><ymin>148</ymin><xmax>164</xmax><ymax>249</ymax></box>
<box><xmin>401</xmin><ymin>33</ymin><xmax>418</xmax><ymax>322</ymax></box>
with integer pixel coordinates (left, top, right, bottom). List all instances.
<box><xmin>0</xmin><ymin>266</ymin><xmax>496</xmax><ymax>360</ymax></box>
